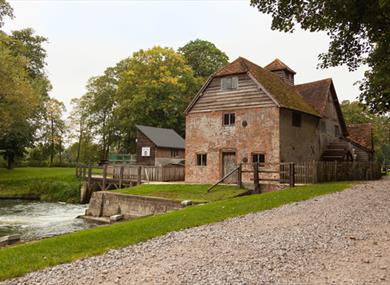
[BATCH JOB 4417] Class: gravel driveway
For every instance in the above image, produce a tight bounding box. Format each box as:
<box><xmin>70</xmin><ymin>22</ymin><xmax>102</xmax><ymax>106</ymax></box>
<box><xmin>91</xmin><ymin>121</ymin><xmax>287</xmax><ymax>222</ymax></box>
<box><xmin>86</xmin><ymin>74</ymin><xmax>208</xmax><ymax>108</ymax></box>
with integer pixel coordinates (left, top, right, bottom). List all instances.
<box><xmin>3</xmin><ymin>177</ymin><xmax>390</xmax><ymax>285</ymax></box>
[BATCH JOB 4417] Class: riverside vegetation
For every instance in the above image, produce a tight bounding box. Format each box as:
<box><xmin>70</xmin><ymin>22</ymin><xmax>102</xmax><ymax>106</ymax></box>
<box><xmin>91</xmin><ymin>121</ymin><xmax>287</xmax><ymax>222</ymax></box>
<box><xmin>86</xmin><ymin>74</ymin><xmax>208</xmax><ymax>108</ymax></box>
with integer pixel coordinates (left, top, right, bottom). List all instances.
<box><xmin>0</xmin><ymin>168</ymin><xmax>80</xmax><ymax>203</ymax></box>
<box><xmin>0</xmin><ymin>182</ymin><xmax>351</xmax><ymax>281</ymax></box>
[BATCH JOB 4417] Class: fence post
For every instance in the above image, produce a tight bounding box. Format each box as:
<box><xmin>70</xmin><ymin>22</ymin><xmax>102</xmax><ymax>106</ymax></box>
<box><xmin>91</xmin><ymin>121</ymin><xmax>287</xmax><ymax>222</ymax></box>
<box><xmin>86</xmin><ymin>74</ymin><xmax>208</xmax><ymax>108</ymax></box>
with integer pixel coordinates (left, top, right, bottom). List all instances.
<box><xmin>237</xmin><ymin>163</ymin><xmax>242</xmax><ymax>188</ymax></box>
<box><xmin>253</xmin><ymin>163</ymin><xmax>260</xmax><ymax>194</ymax></box>
<box><xmin>87</xmin><ymin>165</ymin><xmax>92</xmax><ymax>191</ymax></box>
<box><xmin>137</xmin><ymin>166</ymin><xmax>142</xmax><ymax>185</ymax></box>
<box><xmin>334</xmin><ymin>160</ymin><xmax>338</xmax><ymax>181</ymax></box>
<box><xmin>119</xmin><ymin>165</ymin><xmax>124</xmax><ymax>188</ymax></box>
<box><xmin>102</xmin><ymin>164</ymin><xmax>107</xmax><ymax>191</ymax></box>
<box><xmin>289</xmin><ymin>162</ymin><xmax>295</xmax><ymax>187</ymax></box>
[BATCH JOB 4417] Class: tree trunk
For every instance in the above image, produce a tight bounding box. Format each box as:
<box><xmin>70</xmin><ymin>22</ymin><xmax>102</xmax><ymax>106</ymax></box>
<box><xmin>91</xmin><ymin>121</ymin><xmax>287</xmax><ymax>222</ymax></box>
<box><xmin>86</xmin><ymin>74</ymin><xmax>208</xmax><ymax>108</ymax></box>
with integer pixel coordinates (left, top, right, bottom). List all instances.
<box><xmin>59</xmin><ymin>138</ymin><xmax>62</xmax><ymax>166</ymax></box>
<box><xmin>76</xmin><ymin>125</ymin><xmax>82</xmax><ymax>164</ymax></box>
<box><xmin>50</xmin><ymin>118</ymin><xmax>54</xmax><ymax>166</ymax></box>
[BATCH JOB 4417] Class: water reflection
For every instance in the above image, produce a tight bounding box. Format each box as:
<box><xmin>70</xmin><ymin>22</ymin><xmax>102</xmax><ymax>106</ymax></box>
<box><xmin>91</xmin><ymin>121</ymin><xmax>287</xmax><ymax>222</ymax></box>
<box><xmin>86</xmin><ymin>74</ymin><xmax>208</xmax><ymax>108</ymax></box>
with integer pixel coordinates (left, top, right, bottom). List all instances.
<box><xmin>0</xmin><ymin>200</ymin><xmax>96</xmax><ymax>241</ymax></box>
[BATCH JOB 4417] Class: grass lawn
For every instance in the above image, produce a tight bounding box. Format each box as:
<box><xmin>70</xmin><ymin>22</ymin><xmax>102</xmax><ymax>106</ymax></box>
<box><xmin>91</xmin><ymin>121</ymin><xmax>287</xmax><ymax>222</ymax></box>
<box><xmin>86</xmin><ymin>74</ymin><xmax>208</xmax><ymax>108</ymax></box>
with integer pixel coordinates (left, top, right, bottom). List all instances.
<box><xmin>0</xmin><ymin>167</ymin><xmax>80</xmax><ymax>203</ymax></box>
<box><xmin>0</xmin><ymin>181</ymin><xmax>352</xmax><ymax>281</ymax></box>
<box><xmin>114</xmin><ymin>184</ymin><xmax>249</xmax><ymax>202</ymax></box>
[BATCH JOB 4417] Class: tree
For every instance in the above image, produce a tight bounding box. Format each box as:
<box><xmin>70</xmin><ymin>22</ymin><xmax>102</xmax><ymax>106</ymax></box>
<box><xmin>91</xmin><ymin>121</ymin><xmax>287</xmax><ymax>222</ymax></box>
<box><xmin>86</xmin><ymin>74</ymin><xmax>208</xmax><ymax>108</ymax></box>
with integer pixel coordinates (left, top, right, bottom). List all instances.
<box><xmin>341</xmin><ymin>100</ymin><xmax>390</xmax><ymax>162</ymax></box>
<box><xmin>0</xmin><ymin>33</ymin><xmax>39</xmax><ymax>169</ymax></box>
<box><xmin>250</xmin><ymin>0</ymin><xmax>390</xmax><ymax>114</ymax></box>
<box><xmin>0</xmin><ymin>0</ymin><xmax>13</xmax><ymax>28</ymax></box>
<box><xmin>178</xmin><ymin>39</ymin><xmax>229</xmax><ymax>79</ymax></box>
<box><xmin>114</xmin><ymin>46</ymin><xmax>200</xmax><ymax>151</ymax></box>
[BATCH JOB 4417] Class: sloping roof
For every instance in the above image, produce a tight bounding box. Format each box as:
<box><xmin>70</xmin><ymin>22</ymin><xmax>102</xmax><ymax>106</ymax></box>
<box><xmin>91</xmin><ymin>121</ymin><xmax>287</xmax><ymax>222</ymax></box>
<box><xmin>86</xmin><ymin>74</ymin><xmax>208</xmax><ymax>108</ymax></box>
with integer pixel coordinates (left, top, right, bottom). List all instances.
<box><xmin>295</xmin><ymin>78</ymin><xmax>348</xmax><ymax>136</ymax></box>
<box><xmin>187</xmin><ymin>57</ymin><xmax>319</xmax><ymax>117</ymax></box>
<box><xmin>136</xmin><ymin>125</ymin><xmax>185</xmax><ymax>149</ymax></box>
<box><xmin>265</xmin><ymin>58</ymin><xmax>296</xmax><ymax>74</ymax></box>
<box><xmin>347</xmin><ymin>123</ymin><xmax>373</xmax><ymax>151</ymax></box>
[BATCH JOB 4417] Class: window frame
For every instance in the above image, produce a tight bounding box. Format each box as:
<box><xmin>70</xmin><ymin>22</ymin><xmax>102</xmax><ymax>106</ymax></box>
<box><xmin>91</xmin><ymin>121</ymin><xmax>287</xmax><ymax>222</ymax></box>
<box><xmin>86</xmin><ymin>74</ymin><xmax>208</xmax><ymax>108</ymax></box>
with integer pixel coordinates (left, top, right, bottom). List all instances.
<box><xmin>221</xmin><ymin>76</ymin><xmax>238</xmax><ymax>91</ymax></box>
<box><xmin>196</xmin><ymin>153</ymin><xmax>207</xmax><ymax>166</ymax></box>
<box><xmin>171</xmin><ymin>149</ymin><xmax>179</xmax><ymax>158</ymax></box>
<box><xmin>223</xmin><ymin>112</ymin><xmax>236</xmax><ymax>126</ymax></box>
<box><xmin>252</xmin><ymin>153</ymin><xmax>265</xmax><ymax>164</ymax></box>
<box><xmin>292</xmin><ymin>112</ymin><xmax>302</xmax><ymax>127</ymax></box>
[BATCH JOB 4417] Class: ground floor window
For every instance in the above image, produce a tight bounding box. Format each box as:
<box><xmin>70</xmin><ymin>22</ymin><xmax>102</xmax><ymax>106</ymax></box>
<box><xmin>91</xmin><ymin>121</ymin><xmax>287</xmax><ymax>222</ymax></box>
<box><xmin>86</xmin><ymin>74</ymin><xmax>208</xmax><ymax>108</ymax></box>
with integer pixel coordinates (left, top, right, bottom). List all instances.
<box><xmin>252</xmin><ymin>153</ymin><xmax>265</xmax><ymax>163</ymax></box>
<box><xmin>196</xmin><ymin>153</ymin><xmax>207</xmax><ymax>166</ymax></box>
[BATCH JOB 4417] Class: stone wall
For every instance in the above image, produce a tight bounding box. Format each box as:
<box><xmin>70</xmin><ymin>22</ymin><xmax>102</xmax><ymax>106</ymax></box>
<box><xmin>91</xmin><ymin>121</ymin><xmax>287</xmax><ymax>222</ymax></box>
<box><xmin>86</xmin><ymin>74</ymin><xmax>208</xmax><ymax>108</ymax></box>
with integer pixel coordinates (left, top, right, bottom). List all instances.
<box><xmin>185</xmin><ymin>107</ymin><xmax>280</xmax><ymax>184</ymax></box>
<box><xmin>85</xmin><ymin>191</ymin><xmax>183</xmax><ymax>219</ymax></box>
<box><xmin>279</xmin><ymin>108</ymin><xmax>321</xmax><ymax>162</ymax></box>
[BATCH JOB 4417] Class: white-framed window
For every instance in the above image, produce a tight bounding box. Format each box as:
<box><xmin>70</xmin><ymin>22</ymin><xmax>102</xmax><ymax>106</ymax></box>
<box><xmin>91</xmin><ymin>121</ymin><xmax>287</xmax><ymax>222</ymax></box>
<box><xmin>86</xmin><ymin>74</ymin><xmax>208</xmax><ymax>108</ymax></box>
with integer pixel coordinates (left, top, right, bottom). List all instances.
<box><xmin>221</xmin><ymin>76</ymin><xmax>238</xmax><ymax>90</ymax></box>
<box><xmin>223</xmin><ymin>113</ymin><xmax>235</xmax><ymax>126</ymax></box>
<box><xmin>196</xmin><ymin>153</ymin><xmax>207</xmax><ymax>166</ymax></box>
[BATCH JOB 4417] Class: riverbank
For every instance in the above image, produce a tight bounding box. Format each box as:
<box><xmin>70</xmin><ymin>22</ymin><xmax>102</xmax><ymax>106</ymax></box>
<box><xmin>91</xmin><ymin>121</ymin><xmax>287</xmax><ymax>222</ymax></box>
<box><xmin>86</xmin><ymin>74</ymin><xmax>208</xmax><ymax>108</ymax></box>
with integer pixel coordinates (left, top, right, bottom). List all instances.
<box><xmin>0</xmin><ymin>168</ymin><xmax>80</xmax><ymax>203</ymax></box>
<box><xmin>0</xmin><ymin>181</ymin><xmax>351</xmax><ymax>281</ymax></box>
<box><xmin>4</xmin><ymin>179</ymin><xmax>387</xmax><ymax>285</ymax></box>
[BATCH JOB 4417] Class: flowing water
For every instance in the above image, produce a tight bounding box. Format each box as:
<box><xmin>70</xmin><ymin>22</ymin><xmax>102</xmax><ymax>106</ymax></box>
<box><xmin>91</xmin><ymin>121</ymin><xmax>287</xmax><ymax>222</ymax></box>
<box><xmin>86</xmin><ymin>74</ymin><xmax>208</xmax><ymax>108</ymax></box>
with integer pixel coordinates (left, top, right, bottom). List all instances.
<box><xmin>0</xmin><ymin>199</ymin><xmax>97</xmax><ymax>241</ymax></box>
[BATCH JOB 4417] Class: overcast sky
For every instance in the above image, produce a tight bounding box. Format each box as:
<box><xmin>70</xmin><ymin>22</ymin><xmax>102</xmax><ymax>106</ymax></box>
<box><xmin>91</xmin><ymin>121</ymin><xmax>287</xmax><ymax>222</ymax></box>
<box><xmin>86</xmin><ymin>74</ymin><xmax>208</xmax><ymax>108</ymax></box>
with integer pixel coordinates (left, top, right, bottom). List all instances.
<box><xmin>4</xmin><ymin>0</ymin><xmax>367</xmax><ymax>114</ymax></box>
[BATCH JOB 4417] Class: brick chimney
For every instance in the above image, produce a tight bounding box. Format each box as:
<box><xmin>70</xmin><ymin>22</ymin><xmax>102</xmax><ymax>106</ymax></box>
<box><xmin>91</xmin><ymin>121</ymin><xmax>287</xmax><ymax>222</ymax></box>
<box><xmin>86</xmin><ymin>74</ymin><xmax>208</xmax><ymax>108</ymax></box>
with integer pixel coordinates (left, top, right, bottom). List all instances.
<box><xmin>265</xmin><ymin>58</ymin><xmax>296</xmax><ymax>85</ymax></box>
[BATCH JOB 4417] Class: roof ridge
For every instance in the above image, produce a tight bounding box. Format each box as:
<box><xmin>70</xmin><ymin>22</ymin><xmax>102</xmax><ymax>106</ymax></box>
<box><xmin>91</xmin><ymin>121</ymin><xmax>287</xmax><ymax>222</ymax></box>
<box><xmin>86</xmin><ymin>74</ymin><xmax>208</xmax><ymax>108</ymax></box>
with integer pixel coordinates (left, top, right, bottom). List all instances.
<box><xmin>295</xmin><ymin>78</ymin><xmax>332</xmax><ymax>87</ymax></box>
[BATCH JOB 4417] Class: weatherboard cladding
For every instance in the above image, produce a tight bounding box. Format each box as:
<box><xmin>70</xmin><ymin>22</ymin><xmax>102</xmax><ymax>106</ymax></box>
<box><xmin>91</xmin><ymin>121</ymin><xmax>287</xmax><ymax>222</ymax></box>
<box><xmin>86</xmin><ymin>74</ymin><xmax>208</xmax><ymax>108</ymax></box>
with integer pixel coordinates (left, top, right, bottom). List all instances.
<box><xmin>186</xmin><ymin>57</ymin><xmax>320</xmax><ymax>117</ymax></box>
<box><xmin>190</xmin><ymin>74</ymin><xmax>275</xmax><ymax>113</ymax></box>
<box><xmin>135</xmin><ymin>125</ymin><xmax>185</xmax><ymax>149</ymax></box>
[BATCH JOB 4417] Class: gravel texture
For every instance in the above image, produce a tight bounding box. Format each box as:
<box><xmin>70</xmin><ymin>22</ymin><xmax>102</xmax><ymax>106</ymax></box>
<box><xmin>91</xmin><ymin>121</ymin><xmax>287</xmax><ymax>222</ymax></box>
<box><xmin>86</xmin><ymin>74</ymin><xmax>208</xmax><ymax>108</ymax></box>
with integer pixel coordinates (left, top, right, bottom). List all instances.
<box><xmin>2</xmin><ymin>177</ymin><xmax>390</xmax><ymax>285</ymax></box>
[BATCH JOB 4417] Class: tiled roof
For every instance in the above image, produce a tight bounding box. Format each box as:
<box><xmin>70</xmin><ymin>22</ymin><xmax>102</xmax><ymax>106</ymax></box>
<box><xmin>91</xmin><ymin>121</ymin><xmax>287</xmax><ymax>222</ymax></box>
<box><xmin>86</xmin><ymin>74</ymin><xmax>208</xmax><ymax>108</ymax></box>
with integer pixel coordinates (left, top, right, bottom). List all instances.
<box><xmin>136</xmin><ymin>125</ymin><xmax>185</xmax><ymax>149</ymax></box>
<box><xmin>294</xmin><ymin>79</ymin><xmax>332</xmax><ymax>115</ymax></box>
<box><xmin>265</xmin><ymin>58</ymin><xmax>296</xmax><ymax>74</ymax></box>
<box><xmin>295</xmin><ymin>78</ymin><xmax>348</xmax><ymax>136</ymax></box>
<box><xmin>213</xmin><ymin>57</ymin><xmax>320</xmax><ymax>117</ymax></box>
<box><xmin>347</xmin><ymin>123</ymin><xmax>373</xmax><ymax>151</ymax></box>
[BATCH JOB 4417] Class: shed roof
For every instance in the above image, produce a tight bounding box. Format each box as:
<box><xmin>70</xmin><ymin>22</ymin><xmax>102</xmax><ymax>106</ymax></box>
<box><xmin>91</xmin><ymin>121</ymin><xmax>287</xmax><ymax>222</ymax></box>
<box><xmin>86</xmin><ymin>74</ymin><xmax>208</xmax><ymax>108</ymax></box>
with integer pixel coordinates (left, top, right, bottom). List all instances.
<box><xmin>187</xmin><ymin>57</ymin><xmax>319</xmax><ymax>117</ymax></box>
<box><xmin>136</xmin><ymin>125</ymin><xmax>185</xmax><ymax>149</ymax></box>
<box><xmin>347</xmin><ymin>123</ymin><xmax>374</xmax><ymax>151</ymax></box>
<box><xmin>265</xmin><ymin>58</ymin><xmax>296</xmax><ymax>74</ymax></box>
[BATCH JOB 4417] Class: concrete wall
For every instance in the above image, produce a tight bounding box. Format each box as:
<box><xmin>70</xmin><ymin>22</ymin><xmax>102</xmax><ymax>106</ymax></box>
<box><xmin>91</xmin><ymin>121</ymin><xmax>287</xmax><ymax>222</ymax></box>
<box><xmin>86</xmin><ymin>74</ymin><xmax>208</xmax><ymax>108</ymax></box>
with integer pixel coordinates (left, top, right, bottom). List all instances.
<box><xmin>279</xmin><ymin>109</ymin><xmax>321</xmax><ymax>162</ymax></box>
<box><xmin>85</xmin><ymin>191</ymin><xmax>183</xmax><ymax>219</ymax></box>
<box><xmin>185</xmin><ymin>107</ymin><xmax>280</xmax><ymax>184</ymax></box>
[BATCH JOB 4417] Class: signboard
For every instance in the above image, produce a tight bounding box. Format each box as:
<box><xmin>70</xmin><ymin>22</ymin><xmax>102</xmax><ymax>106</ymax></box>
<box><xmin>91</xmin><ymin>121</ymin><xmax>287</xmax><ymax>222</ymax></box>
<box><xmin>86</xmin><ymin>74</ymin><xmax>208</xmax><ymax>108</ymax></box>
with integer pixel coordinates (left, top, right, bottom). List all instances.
<box><xmin>141</xmin><ymin>147</ymin><xmax>150</xmax><ymax>157</ymax></box>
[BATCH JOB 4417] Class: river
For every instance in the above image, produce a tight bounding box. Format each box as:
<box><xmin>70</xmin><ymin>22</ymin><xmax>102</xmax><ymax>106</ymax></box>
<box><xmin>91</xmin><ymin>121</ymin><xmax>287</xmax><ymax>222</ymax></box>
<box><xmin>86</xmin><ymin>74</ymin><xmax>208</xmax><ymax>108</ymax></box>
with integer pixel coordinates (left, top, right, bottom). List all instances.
<box><xmin>0</xmin><ymin>199</ymin><xmax>97</xmax><ymax>241</ymax></box>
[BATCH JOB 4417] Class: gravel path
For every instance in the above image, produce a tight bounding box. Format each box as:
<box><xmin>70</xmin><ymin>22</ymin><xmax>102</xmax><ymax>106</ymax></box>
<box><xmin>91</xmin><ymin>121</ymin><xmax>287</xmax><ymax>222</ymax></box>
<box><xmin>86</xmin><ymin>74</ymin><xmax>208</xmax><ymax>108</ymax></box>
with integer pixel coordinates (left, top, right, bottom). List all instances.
<box><xmin>3</xmin><ymin>178</ymin><xmax>390</xmax><ymax>285</ymax></box>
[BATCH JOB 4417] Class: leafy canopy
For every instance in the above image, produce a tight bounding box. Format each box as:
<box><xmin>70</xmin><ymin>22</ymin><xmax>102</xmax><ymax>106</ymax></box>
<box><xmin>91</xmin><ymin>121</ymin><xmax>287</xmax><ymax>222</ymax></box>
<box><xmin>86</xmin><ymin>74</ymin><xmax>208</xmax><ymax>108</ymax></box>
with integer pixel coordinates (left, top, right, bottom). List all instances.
<box><xmin>179</xmin><ymin>39</ymin><xmax>229</xmax><ymax>79</ymax></box>
<box><xmin>250</xmin><ymin>0</ymin><xmax>390</xmax><ymax>114</ymax></box>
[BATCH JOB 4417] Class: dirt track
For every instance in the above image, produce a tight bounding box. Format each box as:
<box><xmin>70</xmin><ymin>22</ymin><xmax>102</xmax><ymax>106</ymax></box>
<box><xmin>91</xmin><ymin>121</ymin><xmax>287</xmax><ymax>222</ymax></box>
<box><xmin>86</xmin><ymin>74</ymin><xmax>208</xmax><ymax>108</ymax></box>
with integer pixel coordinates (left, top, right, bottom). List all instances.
<box><xmin>3</xmin><ymin>177</ymin><xmax>390</xmax><ymax>285</ymax></box>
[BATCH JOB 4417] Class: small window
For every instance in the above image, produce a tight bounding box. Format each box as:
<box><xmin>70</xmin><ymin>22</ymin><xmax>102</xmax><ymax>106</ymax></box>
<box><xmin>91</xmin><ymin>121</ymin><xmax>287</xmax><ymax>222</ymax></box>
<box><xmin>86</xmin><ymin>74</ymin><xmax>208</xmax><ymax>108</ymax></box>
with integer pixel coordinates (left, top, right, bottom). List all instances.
<box><xmin>196</xmin><ymin>153</ymin><xmax>207</xmax><ymax>166</ymax></box>
<box><xmin>292</xmin><ymin>112</ymin><xmax>301</xmax><ymax>127</ymax></box>
<box><xmin>320</xmin><ymin>121</ymin><xmax>326</xmax><ymax>133</ymax></box>
<box><xmin>335</xmin><ymin>125</ymin><xmax>340</xmax><ymax>137</ymax></box>
<box><xmin>221</xmin><ymin>76</ymin><xmax>238</xmax><ymax>90</ymax></box>
<box><xmin>171</xmin><ymin>149</ymin><xmax>178</xmax><ymax>157</ymax></box>
<box><xmin>223</xmin><ymin>113</ymin><xmax>235</xmax><ymax>126</ymax></box>
<box><xmin>252</xmin><ymin>153</ymin><xmax>265</xmax><ymax>164</ymax></box>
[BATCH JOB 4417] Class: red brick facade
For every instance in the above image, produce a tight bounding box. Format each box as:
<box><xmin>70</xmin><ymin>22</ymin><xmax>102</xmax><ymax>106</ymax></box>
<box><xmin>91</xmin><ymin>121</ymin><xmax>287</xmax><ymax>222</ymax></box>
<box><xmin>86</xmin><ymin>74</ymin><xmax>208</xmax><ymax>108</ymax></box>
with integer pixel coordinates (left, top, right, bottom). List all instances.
<box><xmin>185</xmin><ymin>107</ymin><xmax>280</xmax><ymax>183</ymax></box>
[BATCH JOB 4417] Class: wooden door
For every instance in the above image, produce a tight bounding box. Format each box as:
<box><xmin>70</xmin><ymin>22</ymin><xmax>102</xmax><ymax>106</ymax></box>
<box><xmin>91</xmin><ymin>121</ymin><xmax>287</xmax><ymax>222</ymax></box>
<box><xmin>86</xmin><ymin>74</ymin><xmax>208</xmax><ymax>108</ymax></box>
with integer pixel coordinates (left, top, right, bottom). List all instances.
<box><xmin>222</xmin><ymin>152</ymin><xmax>237</xmax><ymax>184</ymax></box>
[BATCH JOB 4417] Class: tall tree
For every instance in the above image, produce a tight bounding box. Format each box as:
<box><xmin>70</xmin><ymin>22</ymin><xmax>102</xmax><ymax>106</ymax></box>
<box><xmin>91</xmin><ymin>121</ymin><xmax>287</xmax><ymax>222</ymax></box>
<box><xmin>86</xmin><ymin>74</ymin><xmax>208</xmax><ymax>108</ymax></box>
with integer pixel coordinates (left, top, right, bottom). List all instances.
<box><xmin>114</xmin><ymin>46</ymin><xmax>200</xmax><ymax>151</ymax></box>
<box><xmin>0</xmin><ymin>0</ymin><xmax>13</xmax><ymax>28</ymax></box>
<box><xmin>250</xmin><ymin>0</ymin><xmax>390</xmax><ymax>114</ymax></box>
<box><xmin>179</xmin><ymin>39</ymin><xmax>229</xmax><ymax>79</ymax></box>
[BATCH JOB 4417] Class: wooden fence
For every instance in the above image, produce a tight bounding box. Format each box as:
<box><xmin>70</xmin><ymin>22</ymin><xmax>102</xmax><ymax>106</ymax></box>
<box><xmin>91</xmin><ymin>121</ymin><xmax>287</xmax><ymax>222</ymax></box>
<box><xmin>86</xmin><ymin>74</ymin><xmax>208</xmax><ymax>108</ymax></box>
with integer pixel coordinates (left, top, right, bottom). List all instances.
<box><xmin>280</xmin><ymin>161</ymin><xmax>381</xmax><ymax>184</ymax></box>
<box><xmin>107</xmin><ymin>165</ymin><xmax>185</xmax><ymax>182</ymax></box>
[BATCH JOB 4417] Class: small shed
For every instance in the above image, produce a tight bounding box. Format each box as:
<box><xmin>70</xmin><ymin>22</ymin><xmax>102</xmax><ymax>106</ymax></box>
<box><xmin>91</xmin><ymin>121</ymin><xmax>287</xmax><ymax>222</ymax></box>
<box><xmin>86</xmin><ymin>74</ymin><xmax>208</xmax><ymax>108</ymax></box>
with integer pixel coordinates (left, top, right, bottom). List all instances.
<box><xmin>135</xmin><ymin>125</ymin><xmax>185</xmax><ymax>166</ymax></box>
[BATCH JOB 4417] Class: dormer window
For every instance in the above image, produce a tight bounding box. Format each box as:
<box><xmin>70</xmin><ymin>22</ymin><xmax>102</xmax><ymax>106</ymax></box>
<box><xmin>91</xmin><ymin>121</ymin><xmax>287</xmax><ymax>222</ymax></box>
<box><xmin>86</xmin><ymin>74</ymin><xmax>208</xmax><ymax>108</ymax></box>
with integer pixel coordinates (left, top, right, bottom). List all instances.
<box><xmin>221</xmin><ymin>76</ymin><xmax>238</xmax><ymax>90</ymax></box>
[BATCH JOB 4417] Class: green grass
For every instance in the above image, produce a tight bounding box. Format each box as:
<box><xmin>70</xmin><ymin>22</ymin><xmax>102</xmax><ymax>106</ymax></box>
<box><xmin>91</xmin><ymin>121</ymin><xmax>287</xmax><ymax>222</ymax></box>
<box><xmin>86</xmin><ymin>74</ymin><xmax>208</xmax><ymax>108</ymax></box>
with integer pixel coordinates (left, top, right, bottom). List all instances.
<box><xmin>0</xmin><ymin>168</ymin><xmax>80</xmax><ymax>203</ymax></box>
<box><xmin>114</xmin><ymin>184</ymin><xmax>248</xmax><ymax>202</ymax></box>
<box><xmin>0</xmin><ymin>181</ymin><xmax>351</xmax><ymax>281</ymax></box>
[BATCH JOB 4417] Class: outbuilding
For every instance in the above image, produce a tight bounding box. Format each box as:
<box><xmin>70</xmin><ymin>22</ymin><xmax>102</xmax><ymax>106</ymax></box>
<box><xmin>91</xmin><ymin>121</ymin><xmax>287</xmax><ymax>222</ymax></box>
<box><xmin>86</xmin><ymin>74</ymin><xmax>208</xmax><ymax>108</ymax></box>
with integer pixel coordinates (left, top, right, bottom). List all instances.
<box><xmin>135</xmin><ymin>125</ymin><xmax>185</xmax><ymax>166</ymax></box>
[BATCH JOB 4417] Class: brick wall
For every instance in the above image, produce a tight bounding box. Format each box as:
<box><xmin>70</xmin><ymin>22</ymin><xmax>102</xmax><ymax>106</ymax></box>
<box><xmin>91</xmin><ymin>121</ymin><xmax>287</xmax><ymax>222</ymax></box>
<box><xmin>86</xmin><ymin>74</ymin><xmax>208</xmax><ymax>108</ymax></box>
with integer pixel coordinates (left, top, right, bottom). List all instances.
<box><xmin>185</xmin><ymin>107</ymin><xmax>280</xmax><ymax>184</ymax></box>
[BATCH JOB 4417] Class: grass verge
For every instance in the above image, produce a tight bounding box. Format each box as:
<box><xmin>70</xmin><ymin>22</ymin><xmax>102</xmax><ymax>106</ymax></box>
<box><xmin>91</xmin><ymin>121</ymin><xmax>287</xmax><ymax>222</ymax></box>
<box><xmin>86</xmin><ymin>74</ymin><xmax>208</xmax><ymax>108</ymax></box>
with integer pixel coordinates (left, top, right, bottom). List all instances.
<box><xmin>0</xmin><ymin>168</ymin><xmax>80</xmax><ymax>203</ymax></box>
<box><xmin>114</xmin><ymin>184</ymin><xmax>248</xmax><ymax>202</ymax></box>
<box><xmin>0</xmin><ymin>181</ymin><xmax>352</xmax><ymax>281</ymax></box>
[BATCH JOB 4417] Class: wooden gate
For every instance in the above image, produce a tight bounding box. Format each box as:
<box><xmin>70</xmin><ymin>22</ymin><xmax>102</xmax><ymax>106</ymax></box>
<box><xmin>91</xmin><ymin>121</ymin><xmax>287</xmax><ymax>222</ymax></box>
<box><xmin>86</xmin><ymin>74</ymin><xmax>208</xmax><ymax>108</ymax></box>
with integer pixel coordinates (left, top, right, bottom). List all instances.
<box><xmin>222</xmin><ymin>152</ymin><xmax>237</xmax><ymax>184</ymax></box>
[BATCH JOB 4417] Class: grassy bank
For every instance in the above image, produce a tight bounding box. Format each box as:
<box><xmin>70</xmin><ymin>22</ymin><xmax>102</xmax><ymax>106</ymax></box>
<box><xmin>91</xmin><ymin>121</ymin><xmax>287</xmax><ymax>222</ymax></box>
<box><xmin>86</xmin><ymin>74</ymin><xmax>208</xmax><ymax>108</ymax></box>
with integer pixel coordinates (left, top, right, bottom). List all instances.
<box><xmin>0</xmin><ymin>181</ymin><xmax>351</xmax><ymax>281</ymax></box>
<box><xmin>114</xmin><ymin>184</ymin><xmax>248</xmax><ymax>202</ymax></box>
<box><xmin>0</xmin><ymin>168</ymin><xmax>80</xmax><ymax>203</ymax></box>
